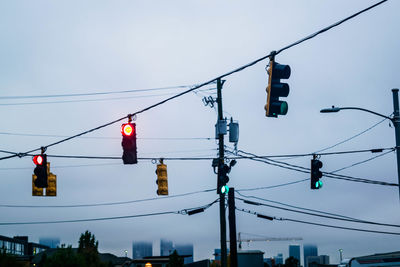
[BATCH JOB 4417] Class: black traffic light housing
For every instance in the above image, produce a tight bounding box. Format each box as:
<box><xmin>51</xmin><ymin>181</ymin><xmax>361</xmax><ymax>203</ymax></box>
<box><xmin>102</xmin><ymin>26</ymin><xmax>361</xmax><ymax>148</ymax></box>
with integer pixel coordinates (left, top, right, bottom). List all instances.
<box><xmin>265</xmin><ymin>52</ymin><xmax>291</xmax><ymax>117</ymax></box>
<box><xmin>121</xmin><ymin>122</ymin><xmax>138</xmax><ymax>164</ymax></box>
<box><xmin>217</xmin><ymin>160</ymin><xmax>236</xmax><ymax>194</ymax></box>
<box><xmin>311</xmin><ymin>158</ymin><xmax>323</xmax><ymax>189</ymax></box>
<box><xmin>33</xmin><ymin>154</ymin><xmax>48</xmax><ymax>188</ymax></box>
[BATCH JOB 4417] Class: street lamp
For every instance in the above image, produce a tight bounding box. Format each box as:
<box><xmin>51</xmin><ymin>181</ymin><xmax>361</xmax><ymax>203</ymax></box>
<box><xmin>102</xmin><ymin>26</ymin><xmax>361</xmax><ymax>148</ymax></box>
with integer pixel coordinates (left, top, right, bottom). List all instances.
<box><xmin>320</xmin><ymin>88</ymin><xmax>400</xmax><ymax>200</ymax></box>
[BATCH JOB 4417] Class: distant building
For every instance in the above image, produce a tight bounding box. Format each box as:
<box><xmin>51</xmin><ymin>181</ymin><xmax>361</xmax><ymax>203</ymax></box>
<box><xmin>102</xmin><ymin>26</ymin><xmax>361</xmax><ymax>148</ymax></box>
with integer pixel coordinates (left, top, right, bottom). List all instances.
<box><xmin>0</xmin><ymin>235</ymin><xmax>49</xmax><ymax>256</ymax></box>
<box><xmin>304</xmin><ymin>244</ymin><xmax>318</xmax><ymax>267</ymax></box>
<box><xmin>238</xmin><ymin>250</ymin><xmax>264</xmax><ymax>267</ymax></box>
<box><xmin>275</xmin><ymin>253</ymin><xmax>284</xmax><ymax>265</ymax></box>
<box><xmin>160</xmin><ymin>239</ymin><xmax>174</xmax><ymax>256</ymax></box>
<box><xmin>132</xmin><ymin>241</ymin><xmax>152</xmax><ymax>259</ymax></box>
<box><xmin>289</xmin><ymin>244</ymin><xmax>301</xmax><ymax>264</ymax></box>
<box><xmin>175</xmin><ymin>243</ymin><xmax>193</xmax><ymax>263</ymax></box>
<box><xmin>349</xmin><ymin>251</ymin><xmax>400</xmax><ymax>267</ymax></box>
<box><xmin>39</xmin><ymin>237</ymin><xmax>60</xmax><ymax>248</ymax></box>
<box><xmin>308</xmin><ymin>255</ymin><xmax>330</xmax><ymax>267</ymax></box>
<box><xmin>214</xmin><ymin>248</ymin><xmax>230</xmax><ymax>261</ymax></box>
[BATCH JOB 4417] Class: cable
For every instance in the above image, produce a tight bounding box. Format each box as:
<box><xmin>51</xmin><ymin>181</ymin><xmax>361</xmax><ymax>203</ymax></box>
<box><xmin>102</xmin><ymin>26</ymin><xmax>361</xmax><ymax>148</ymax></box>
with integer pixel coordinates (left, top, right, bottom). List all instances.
<box><xmin>233</xmin><ymin>149</ymin><xmax>398</xmax><ymax>186</ymax></box>
<box><xmin>0</xmin><ymin>88</ymin><xmax>216</xmax><ymax>106</ymax></box>
<box><xmin>237</xmin><ymin>199</ymin><xmax>400</xmax><ymax>228</ymax></box>
<box><xmin>0</xmin><ymin>85</ymin><xmax>195</xmax><ymax>100</ymax></box>
<box><xmin>236</xmin><ymin>192</ymin><xmax>357</xmax><ymax>220</ymax></box>
<box><xmin>0</xmin><ymin>199</ymin><xmax>218</xmax><ymax>225</ymax></box>
<box><xmin>330</xmin><ymin>149</ymin><xmax>394</xmax><ymax>173</ymax></box>
<box><xmin>236</xmin><ymin>179</ymin><xmax>309</xmax><ymax>191</ymax></box>
<box><xmin>0</xmin><ymin>189</ymin><xmax>215</xmax><ymax>208</ymax></box>
<box><xmin>2</xmin><ymin>1</ymin><xmax>386</xmax><ymax>159</ymax></box>
<box><xmin>275</xmin><ymin>0</ymin><xmax>388</xmax><ymax>55</ymax></box>
<box><xmin>0</xmin><ymin>131</ymin><xmax>213</xmax><ymax>141</ymax></box>
<box><xmin>237</xmin><ymin>195</ymin><xmax>400</xmax><ymax>228</ymax></box>
<box><xmin>237</xmin><ymin>208</ymin><xmax>400</xmax><ymax>236</ymax></box>
<box><xmin>314</xmin><ymin>117</ymin><xmax>389</xmax><ymax>154</ymax></box>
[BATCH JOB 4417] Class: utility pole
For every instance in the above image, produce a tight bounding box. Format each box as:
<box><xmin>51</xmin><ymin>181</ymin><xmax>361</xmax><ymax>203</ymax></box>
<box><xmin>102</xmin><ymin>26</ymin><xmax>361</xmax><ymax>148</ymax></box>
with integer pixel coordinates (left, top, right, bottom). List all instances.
<box><xmin>392</xmin><ymin>88</ymin><xmax>400</xmax><ymax>200</ymax></box>
<box><xmin>217</xmin><ymin>78</ymin><xmax>227</xmax><ymax>267</ymax></box>
<box><xmin>228</xmin><ymin>188</ymin><xmax>238</xmax><ymax>267</ymax></box>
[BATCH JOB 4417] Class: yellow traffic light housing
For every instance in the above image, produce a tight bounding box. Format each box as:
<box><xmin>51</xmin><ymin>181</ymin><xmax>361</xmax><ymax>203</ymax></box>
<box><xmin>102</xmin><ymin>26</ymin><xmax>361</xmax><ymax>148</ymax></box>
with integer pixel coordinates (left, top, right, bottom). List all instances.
<box><xmin>32</xmin><ymin>162</ymin><xmax>57</xmax><ymax>197</ymax></box>
<box><xmin>156</xmin><ymin>159</ymin><xmax>168</xmax><ymax>195</ymax></box>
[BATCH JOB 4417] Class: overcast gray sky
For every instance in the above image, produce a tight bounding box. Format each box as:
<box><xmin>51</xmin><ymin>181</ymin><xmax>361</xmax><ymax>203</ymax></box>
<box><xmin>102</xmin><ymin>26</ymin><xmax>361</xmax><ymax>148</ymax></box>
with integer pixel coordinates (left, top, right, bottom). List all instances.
<box><xmin>1</xmin><ymin>0</ymin><xmax>400</xmax><ymax>263</ymax></box>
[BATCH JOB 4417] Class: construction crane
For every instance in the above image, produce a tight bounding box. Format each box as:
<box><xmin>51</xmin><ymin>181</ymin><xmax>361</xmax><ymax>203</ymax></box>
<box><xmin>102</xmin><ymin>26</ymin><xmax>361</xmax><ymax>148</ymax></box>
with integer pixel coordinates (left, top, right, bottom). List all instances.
<box><xmin>237</xmin><ymin>232</ymin><xmax>303</xmax><ymax>249</ymax></box>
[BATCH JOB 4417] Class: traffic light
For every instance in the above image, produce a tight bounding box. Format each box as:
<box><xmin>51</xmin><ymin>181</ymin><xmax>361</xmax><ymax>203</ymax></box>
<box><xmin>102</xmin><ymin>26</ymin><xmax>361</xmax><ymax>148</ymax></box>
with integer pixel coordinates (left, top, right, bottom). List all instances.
<box><xmin>156</xmin><ymin>159</ymin><xmax>168</xmax><ymax>195</ymax></box>
<box><xmin>265</xmin><ymin>53</ymin><xmax>291</xmax><ymax>117</ymax></box>
<box><xmin>311</xmin><ymin>159</ymin><xmax>323</xmax><ymax>189</ymax></box>
<box><xmin>33</xmin><ymin>154</ymin><xmax>48</xmax><ymax>188</ymax></box>
<box><xmin>217</xmin><ymin>161</ymin><xmax>236</xmax><ymax>194</ymax></box>
<box><xmin>32</xmin><ymin>175</ymin><xmax>44</xmax><ymax>196</ymax></box>
<box><xmin>121</xmin><ymin>122</ymin><xmax>138</xmax><ymax>164</ymax></box>
<box><xmin>46</xmin><ymin>163</ymin><xmax>57</xmax><ymax>197</ymax></box>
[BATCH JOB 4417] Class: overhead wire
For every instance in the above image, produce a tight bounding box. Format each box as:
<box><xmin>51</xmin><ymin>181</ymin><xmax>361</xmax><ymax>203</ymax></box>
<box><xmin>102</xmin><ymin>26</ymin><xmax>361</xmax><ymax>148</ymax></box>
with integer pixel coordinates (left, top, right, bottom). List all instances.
<box><xmin>237</xmin><ymin>195</ymin><xmax>400</xmax><ymax>227</ymax></box>
<box><xmin>237</xmin><ymin>208</ymin><xmax>400</xmax><ymax>236</ymax></box>
<box><xmin>0</xmin><ymin>199</ymin><xmax>219</xmax><ymax>225</ymax></box>
<box><xmin>0</xmin><ymin>85</ymin><xmax>195</xmax><ymax>99</ymax></box>
<box><xmin>232</xmin><ymin>149</ymin><xmax>398</xmax><ymax>187</ymax></box>
<box><xmin>0</xmin><ymin>0</ymin><xmax>388</xmax><ymax>160</ymax></box>
<box><xmin>0</xmin><ymin>189</ymin><xmax>215</xmax><ymax>208</ymax></box>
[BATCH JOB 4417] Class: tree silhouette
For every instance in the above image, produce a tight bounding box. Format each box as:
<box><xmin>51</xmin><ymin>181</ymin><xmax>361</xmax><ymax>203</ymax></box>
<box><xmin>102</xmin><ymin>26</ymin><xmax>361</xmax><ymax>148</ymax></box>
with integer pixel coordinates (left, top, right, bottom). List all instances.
<box><xmin>285</xmin><ymin>256</ymin><xmax>300</xmax><ymax>267</ymax></box>
<box><xmin>168</xmin><ymin>250</ymin><xmax>184</xmax><ymax>267</ymax></box>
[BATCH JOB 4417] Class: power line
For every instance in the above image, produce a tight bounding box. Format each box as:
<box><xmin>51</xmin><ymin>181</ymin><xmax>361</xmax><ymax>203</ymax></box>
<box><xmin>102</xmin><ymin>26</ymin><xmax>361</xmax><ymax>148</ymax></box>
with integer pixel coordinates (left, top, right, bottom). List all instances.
<box><xmin>2</xmin><ymin>1</ymin><xmax>386</xmax><ymax>159</ymax></box>
<box><xmin>237</xmin><ymin>208</ymin><xmax>400</xmax><ymax>236</ymax></box>
<box><xmin>0</xmin><ymin>199</ymin><xmax>218</xmax><ymax>225</ymax></box>
<box><xmin>0</xmin><ymin>131</ymin><xmax>213</xmax><ymax>141</ymax></box>
<box><xmin>237</xmin><ymin>196</ymin><xmax>400</xmax><ymax>228</ymax></box>
<box><xmin>275</xmin><ymin>0</ymin><xmax>388</xmax><ymax>55</ymax></box>
<box><xmin>314</xmin><ymin>117</ymin><xmax>390</xmax><ymax>154</ymax></box>
<box><xmin>236</xmin><ymin>192</ymin><xmax>357</xmax><ymax>220</ymax></box>
<box><xmin>331</xmin><ymin>149</ymin><xmax>394</xmax><ymax>173</ymax></box>
<box><xmin>234</xmin><ymin>149</ymin><xmax>398</xmax><ymax>187</ymax></box>
<box><xmin>0</xmin><ymin>88</ymin><xmax>216</xmax><ymax>106</ymax></box>
<box><xmin>0</xmin><ymin>189</ymin><xmax>215</xmax><ymax>208</ymax></box>
<box><xmin>0</xmin><ymin>85</ymin><xmax>195</xmax><ymax>100</ymax></box>
<box><xmin>236</xmin><ymin>179</ymin><xmax>309</xmax><ymax>191</ymax></box>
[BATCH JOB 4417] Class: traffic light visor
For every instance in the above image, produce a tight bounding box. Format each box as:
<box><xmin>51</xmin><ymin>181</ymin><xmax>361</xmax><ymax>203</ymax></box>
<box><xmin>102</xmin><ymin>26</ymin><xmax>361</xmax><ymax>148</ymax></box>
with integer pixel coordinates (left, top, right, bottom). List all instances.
<box><xmin>33</xmin><ymin>155</ymin><xmax>44</xmax><ymax>165</ymax></box>
<box><xmin>121</xmin><ymin>123</ymin><xmax>134</xmax><ymax>136</ymax></box>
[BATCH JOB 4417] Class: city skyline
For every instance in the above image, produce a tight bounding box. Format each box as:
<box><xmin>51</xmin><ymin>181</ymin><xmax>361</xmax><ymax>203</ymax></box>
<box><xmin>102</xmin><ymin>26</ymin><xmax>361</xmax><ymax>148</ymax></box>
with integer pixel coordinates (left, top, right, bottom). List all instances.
<box><xmin>1</xmin><ymin>0</ymin><xmax>400</xmax><ymax>263</ymax></box>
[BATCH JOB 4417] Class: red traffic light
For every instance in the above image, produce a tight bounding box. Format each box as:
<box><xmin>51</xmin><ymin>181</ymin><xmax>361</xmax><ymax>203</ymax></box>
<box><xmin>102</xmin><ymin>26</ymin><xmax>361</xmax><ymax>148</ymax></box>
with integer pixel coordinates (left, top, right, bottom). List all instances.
<box><xmin>33</xmin><ymin>155</ymin><xmax>44</xmax><ymax>165</ymax></box>
<box><xmin>121</xmin><ymin>123</ymin><xmax>135</xmax><ymax>136</ymax></box>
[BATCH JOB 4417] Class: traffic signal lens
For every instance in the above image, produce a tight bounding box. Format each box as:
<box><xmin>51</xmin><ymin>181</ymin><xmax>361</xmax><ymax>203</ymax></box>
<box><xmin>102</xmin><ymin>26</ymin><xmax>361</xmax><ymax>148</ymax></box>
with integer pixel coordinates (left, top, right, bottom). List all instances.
<box><xmin>280</xmin><ymin>101</ymin><xmax>288</xmax><ymax>115</ymax></box>
<box><xmin>220</xmin><ymin>185</ymin><xmax>229</xmax><ymax>194</ymax></box>
<box><xmin>316</xmin><ymin>180</ymin><xmax>323</xmax><ymax>188</ymax></box>
<box><xmin>33</xmin><ymin>155</ymin><xmax>44</xmax><ymax>165</ymax></box>
<box><xmin>121</xmin><ymin>124</ymin><xmax>134</xmax><ymax>136</ymax></box>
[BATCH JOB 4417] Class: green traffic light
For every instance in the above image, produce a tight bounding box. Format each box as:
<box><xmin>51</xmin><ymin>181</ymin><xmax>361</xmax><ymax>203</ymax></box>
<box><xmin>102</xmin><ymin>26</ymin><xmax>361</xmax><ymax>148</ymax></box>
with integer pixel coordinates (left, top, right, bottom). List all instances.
<box><xmin>220</xmin><ymin>185</ymin><xmax>229</xmax><ymax>194</ymax></box>
<box><xmin>315</xmin><ymin>180</ymin><xmax>323</xmax><ymax>189</ymax></box>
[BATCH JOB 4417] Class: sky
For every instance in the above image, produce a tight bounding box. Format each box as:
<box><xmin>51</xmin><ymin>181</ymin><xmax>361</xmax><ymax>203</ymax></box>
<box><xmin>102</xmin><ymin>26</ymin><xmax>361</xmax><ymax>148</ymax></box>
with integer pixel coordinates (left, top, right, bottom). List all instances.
<box><xmin>1</xmin><ymin>0</ymin><xmax>400</xmax><ymax>264</ymax></box>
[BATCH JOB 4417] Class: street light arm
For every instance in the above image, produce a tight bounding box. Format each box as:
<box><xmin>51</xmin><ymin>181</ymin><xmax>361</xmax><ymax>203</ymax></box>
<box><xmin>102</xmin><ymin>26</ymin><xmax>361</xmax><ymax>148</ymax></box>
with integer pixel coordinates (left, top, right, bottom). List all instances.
<box><xmin>338</xmin><ymin>107</ymin><xmax>392</xmax><ymax>121</ymax></box>
<box><xmin>320</xmin><ymin>106</ymin><xmax>392</xmax><ymax>121</ymax></box>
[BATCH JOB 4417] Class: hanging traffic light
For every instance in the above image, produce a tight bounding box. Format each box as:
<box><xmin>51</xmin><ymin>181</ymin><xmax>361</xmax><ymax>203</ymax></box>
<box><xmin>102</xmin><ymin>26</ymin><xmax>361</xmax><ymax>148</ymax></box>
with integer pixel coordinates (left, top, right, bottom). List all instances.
<box><xmin>265</xmin><ymin>52</ymin><xmax>291</xmax><ymax>117</ymax></box>
<box><xmin>121</xmin><ymin>122</ymin><xmax>138</xmax><ymax>164</ymax></box>
<box><xmin>311</xmin><ymin>158</ymin><xmax>323</xmax><ymax>189</ymax></box>
<box><xmin>33</xmin><ymin>154</ymin><xmax>48</xmax><ymax>188</ymax></box>
<box><xmin>156</xmin><ymin>159</ymin><xmax>168</xmax><ymax>195</ymax></box>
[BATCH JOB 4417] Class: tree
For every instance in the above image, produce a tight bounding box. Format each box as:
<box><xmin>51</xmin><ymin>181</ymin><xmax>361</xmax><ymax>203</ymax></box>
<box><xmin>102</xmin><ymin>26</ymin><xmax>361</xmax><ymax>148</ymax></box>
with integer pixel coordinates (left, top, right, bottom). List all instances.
<box><xmin>0</xmin><ymin>250</ymin><xmax>25</xmax><ymax>267</ymax></box>
<box><xmin>168</xmin><ymin>250</ymin><xmax>184</xmax><ymax>267</ymax></box>
<box><xmin>42</xmin><ymin>245</ymin><xmax>86</xmax><ymax>267</ymax></box>
<box><xmin>284</xmin><ymin>256</ymin><xmax>300</xmax><ymax>267</ymax></box>
<box><xmin>77</xmin><ymin>230</ymin><xmax>105</xmax><ymax>267</ymax></box>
